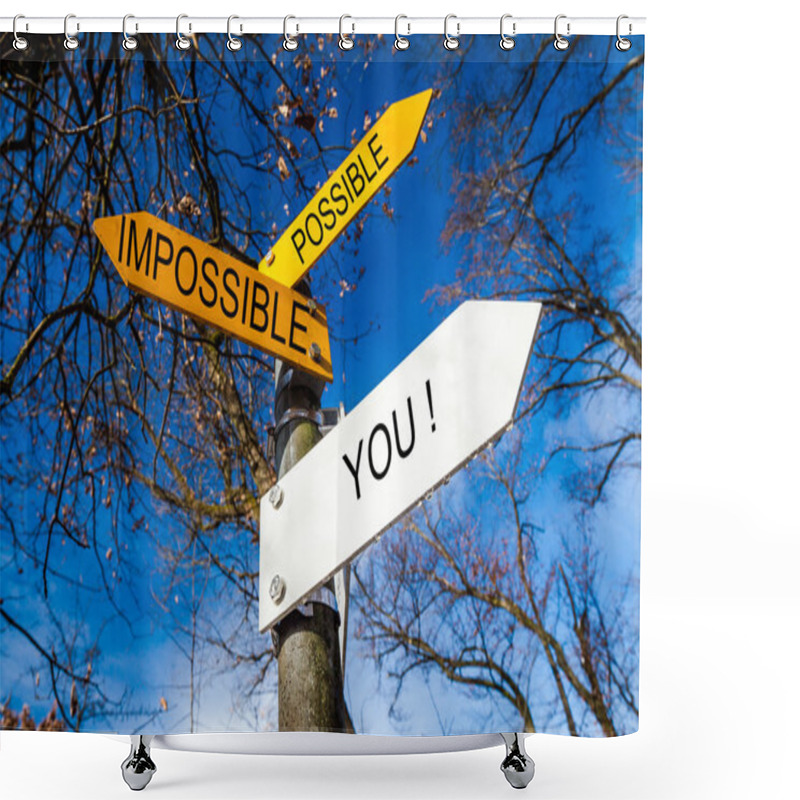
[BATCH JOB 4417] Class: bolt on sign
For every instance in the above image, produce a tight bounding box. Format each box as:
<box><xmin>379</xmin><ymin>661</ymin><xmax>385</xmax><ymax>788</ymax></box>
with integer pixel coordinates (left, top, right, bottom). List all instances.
<box><xmin>93</xmin><ymin>212</ymin><xmax>333</xmax><ymax>381</ymax></box>
<box><xmin>258</xmin><ymin>88</ymin><xmax>433</xmax><ymax>288</ymax></box>
<box><xmin>259</xmin><ymin>300</ymin><xmax>542</xmax><ymax>631</ymax></box>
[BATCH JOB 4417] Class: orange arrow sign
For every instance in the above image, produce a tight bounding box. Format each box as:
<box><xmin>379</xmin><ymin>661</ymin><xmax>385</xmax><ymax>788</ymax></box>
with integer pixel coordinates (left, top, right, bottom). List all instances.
<box><xmin>259</xmin><ymin>88</ymin><xmax>433</xmax><ymax>287</ymax></box>
<box><xmin>94</xmin><ymin>212</ymin><xmax>333</xmax><ymax>381</ymax></box>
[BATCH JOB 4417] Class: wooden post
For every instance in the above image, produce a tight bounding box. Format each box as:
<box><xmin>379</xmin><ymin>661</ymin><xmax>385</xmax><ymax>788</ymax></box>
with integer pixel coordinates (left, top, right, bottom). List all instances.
<box><xmin>271</xmin><ymin>286</ymin><xmax>352</xmax><ymax>732</ymax></box>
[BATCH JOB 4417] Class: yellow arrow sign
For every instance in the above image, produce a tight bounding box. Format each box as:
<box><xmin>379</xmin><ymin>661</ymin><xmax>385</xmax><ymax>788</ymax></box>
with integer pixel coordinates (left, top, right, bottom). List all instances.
<box><xmin>259</xmin><ymin>88</ymin><xmax>433</xmax><ymax>287</ymax></box>
<box><xmin>94</xmin><ymin>212</ymin><xmax>333</xmax><ymax>382</ymax></box>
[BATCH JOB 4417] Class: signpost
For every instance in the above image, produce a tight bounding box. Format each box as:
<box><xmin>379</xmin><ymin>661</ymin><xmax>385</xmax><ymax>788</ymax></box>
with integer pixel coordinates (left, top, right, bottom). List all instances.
<box><xmin>93</xmin><ymin>89</ymin><xmax>535</xmax><ymax>741</ymax></box>
<box><xmin>94</xmin><ymin>212</ymin><xmax>333</xmax><ymax>381</ymax></box>
<box><xmin>258</xmin><ymin>88</ymin><xmax>433</xmax><ymax>288</ymax></box>
<box><xmin>259</xmin><ymin>300</ymin><xmax>542</xmax><ymax>631</ymax></box>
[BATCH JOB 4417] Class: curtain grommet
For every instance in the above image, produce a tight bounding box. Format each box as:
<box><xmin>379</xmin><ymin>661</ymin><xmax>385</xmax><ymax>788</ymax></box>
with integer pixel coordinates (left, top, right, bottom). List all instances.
<box><xmin>64</xmin><ymin>13</ymin><xmax>79</xmax><ymax>50</ymax></box>
<box><xmin>121</xmin><ymin>14</ymin><xmax>138</xmax><ymax>51</ymax></box>
<box><xmin>283</xmin><ymin>15</ymin><xmax>299</xmax><ymax>51</ymax></box>
<box><xmin>553</xmin><ymin>14</ymin><xmax>570</xmax><ymax>51</ymax></box>
<box><xmin>443</xmin><ymin>14</ymin><xmax>460</xmax><ymax>51</ymax></box>
<box><xmin>227</xmin><ymin>15</ymin><xmax>242</xmax><ymax>52</ymax></box>
<box><xmin>12</xmin><ymin>14</ymin><xmax>29</xmax><ymax>51</ymax></box>
<box><xmin>339</xmin><ymin>15</ymin><xmax>355</xmax><ymax>51</ymax></box>
<box><xmin>175</xmin><ymin>14</ymin><xmax>192</xmax><ymax>51</ymax></box>
<box><xmin>394</xmin><ymin>15</ymin><xmax>410</xmax><ymax>51</ymax></box>
<box><xmin>499</xmin><ymin>14</ymin><xmax>516</xmax><ymax>50</ymax></box>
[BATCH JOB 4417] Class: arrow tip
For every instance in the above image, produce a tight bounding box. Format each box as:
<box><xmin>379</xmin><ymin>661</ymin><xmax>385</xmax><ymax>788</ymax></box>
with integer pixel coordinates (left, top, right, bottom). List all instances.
<box><xmin>393</xmin><ymin>88</ymin><xmax>433</xmax><ymax>136</ymax></box>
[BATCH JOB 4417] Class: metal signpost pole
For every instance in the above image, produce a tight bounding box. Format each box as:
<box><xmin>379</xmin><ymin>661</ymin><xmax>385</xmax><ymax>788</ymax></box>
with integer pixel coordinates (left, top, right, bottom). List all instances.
<box><xmin>270</xmin><ymin>283</ymin><xmax>351</xmax><ymax>733</ymax></box>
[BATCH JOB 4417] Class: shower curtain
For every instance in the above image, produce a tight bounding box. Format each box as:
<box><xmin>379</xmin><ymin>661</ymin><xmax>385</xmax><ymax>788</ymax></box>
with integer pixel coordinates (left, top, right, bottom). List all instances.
<box><xmin>1</xmin><ymin>25</ymin><xmax>643</xmax><ymax>741</ymax></box>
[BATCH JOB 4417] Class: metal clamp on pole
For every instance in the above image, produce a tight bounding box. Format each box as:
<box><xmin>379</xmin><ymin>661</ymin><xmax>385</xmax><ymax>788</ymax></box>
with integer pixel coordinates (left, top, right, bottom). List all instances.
<box><xmin>296</xmin><ymin>585</ymin><xmax>338</xmax><ymax>617</ymax></box>
<box><xmin>273</xmin><ymin>406</ymin><xmax>324</xmax><ymax>440</ymax></box>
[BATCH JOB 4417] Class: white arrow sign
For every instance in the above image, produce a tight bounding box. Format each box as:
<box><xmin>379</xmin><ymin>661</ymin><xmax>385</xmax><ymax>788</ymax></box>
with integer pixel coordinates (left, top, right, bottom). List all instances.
<box><xmin>259</xmin><ymin>300</ymin><xmax>542</xmax><ymax>631</ymax></box>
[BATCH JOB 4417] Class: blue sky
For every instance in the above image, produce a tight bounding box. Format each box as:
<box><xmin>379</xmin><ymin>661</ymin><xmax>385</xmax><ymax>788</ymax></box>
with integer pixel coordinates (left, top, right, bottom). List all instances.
<box><xmin>1</xmin><ymin>34</ymin><xmax>642</xmax><ymax>736</ymax></box>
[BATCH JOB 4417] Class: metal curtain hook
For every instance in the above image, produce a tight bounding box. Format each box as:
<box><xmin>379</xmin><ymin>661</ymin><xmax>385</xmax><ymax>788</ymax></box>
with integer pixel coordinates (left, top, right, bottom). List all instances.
<box><xmin>394</xmin><ymin>14</ymin><xmax>410</xmax><ymax>51</ymax></box>
<box><xmin>175</xmin><ymin>14</ymin><xmax>191</xmax><ymax>50</ymax></box>
<box><xmin>13</xmin><ymin>14</ymin><xmax>29</xmax><ymax>51</ymax></box>
<box><xmin>122</xmin><ymin>15</ymin><xmax>138</xmax><ymax>51</ymax></box>
<box><xmin>227</xmin><ymin>15</ymin><xmax>242</xmax><ymax>51</ymax></box>
<box><xmin>339</xmin><ymin>15</ymin><xmax>354</xmax><ymax>50</ymax></box>
<box><xmin>443</xmin><ymin>14</ymin><xmax>459</xmax><ymax>51</ymax></box>
<box><xmin>64</xmin><ymin>13</ymin><xmax>79</xmax><ymax>50</ymax></box>
<box><xmin>500</xmin><ymin>14</ymin><xmax>515</xmax><ymax>50</ymax></box>
<box><xmin>616</xmin><ymin>14</ymin><xmax>632</xmax><ymax>51</ymax></box>
<box><xmin>553</xmin><ymin>14</ymin><xmax>570</xmax><ymax>51</ymax></box>
<box><xmin>283</xmin><ymin>15</ymin><xmax>298</xmax><ymax>51</ymax></box>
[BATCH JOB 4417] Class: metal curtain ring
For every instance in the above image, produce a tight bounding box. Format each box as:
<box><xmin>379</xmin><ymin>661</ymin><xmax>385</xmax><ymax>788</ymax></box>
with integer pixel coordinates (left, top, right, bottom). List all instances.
<box><xmin>12</xmin><ymin>14</ymin><xmax>29</xmax><ymax>51</ymax></box>
<box><xmin>122</xmin><ymin>14</ymin><xmax>138</xmax><ymax>51</ymax></box>
<box><xmin>227</xmin><ymin>15</ymin><xmax>242</xmax><ymax>52</ymax></box>
<box><xmin>499</xmin><ymin>14</ymin><xmax>515</xmax><ymax>50</ymax></box>
<box><xmin>283</xmin><ymin>15</ymin><xmax>298</xmax><ymax>51</ymax></box>
<box><xmin>553</xmin><ymin>14</ymin><xmax>570</xmax><ymax>51</ymax></box>
<box><xmin>175</xmin><ymin>14</ymin><xmax>191</xmax><ymax>50</ymax></box>
<box><xmin>616</xmin><ymin>14</ymin><xmax>632</xmax><ymax>51</ymax></box>
<box><xmin>339</xmin><ymin>15</ymin><xmax>354</xmax><ymax>50</ymax></box>
<box><xmin>394</xmin><ymin>14</ymin><xmax>410</xmax><ymax>51</ymax></box>
<box><xmin>64</xmin><ymin>13</ymin><xmax>79</xmax><ymax>50</ymax></box>
<box><xmin>443</xmin><ymin>14</ymin><xmax>459</xmax><ymax>51</ymax></box>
